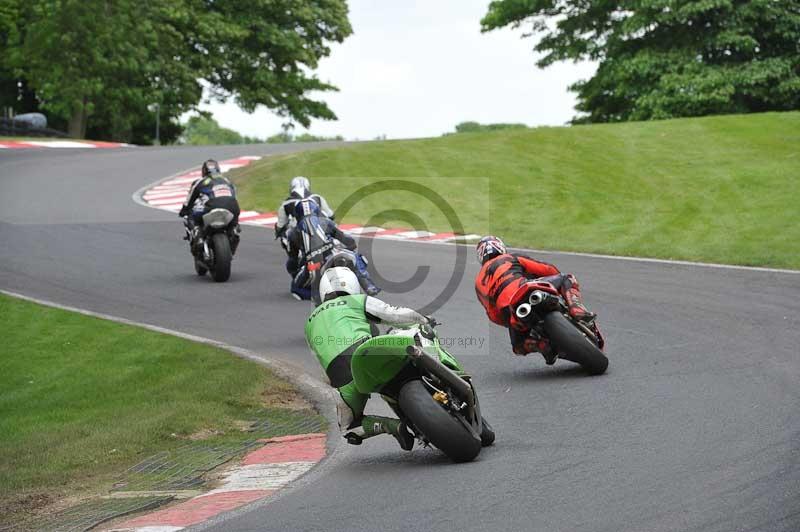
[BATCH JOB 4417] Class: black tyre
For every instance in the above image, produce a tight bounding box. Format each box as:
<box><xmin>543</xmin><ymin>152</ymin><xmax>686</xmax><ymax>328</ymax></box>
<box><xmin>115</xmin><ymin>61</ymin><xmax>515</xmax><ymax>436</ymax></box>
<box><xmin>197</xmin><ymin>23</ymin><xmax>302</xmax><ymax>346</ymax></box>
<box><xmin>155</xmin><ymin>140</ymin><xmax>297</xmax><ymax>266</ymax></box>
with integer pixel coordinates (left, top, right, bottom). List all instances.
<box><xmin>210</xmin><ymin>233</ymin><xmax>232</xmax><ymax>282</ymax></box>
<box><xmin>398</xmin><ymin>379</ymin><xmax>482</xmax><ymax>463</ymax></box>
<box><xmin>194</xmin><ymin>258</ymin><xmax>207</xmax><ymax>276</ymax></box>
<box><xmin>542</xmin><ymin>312</ymin><xmax>608</xmax><ymax>375</ymax></box>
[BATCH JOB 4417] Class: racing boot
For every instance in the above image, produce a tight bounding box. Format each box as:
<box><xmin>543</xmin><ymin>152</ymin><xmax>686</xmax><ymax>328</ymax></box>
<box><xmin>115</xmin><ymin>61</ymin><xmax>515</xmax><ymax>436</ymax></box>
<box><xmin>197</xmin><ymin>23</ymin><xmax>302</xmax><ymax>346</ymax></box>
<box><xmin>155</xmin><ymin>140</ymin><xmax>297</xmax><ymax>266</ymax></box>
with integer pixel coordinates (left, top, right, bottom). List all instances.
<box><xmin>562</xmin><ymin>274</ymin><xmax>596</xmax><ymax>323</ymax></box>
<box><xmin>290</xmin><ymin>269</ymin><xmax>312</xmax><ymax>300</ymax></box>
<box><xmin>355</xmin><ymin>254</ymin><xmax>381</xmax><ymax>296</ymax></box>
<box><xmin>363</xmin><ymin>279</ymin><xmax>381</xmax><ymax>296</ymax></box>
<box><xmin>360</xmin><ymin>415</ymin><xmax>414</xmax><ymax>451</ymax></box>
<box><xmin>540</xmin><ymin>344</ymin><xmax>558</xmax><ymax>366</ymax></box>
<box><xmin>230</xmin><ymin>225</ymin><xmax>241</xmax><ymax>255</ymax></box>
<box><xmin>517</xmin><ymin>337</ymin><xmax>558</xmax><ymax>365</ymax></box>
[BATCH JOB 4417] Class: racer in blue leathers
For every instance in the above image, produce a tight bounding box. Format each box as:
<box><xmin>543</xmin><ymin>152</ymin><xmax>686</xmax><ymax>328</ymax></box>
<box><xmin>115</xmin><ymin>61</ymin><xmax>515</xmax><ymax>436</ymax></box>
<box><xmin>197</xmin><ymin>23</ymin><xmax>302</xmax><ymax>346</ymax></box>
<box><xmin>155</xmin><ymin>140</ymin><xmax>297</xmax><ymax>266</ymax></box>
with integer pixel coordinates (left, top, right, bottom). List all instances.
<box><xmin>286</xmin><ymin>198</ymin><xmax>379</xmax><ymax>300</ymax></box>
<box><xmin>274</xmin><ymin>176</ymin><xmax>334</xmax><ymax>252</ymax></box>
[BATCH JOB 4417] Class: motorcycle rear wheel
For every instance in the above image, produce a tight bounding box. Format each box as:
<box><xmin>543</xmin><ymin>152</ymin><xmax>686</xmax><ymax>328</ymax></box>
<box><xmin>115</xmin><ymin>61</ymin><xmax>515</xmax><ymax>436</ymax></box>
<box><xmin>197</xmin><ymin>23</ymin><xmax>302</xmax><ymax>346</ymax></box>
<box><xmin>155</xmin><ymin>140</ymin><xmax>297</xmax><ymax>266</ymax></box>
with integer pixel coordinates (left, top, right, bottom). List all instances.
<box><xmin>210</xmin><ymin>233</ymin><xmax>232</xmax><ymax>282</ymax></box>
<box><xmin>542</xmin><ymin>311</ymin><xmax>608</xmax><ymax>375</ymax></box>
<box><xmin>398</xmin><ymin>379</ymin><xmax>482</xmax><ymax>463</ymax></box>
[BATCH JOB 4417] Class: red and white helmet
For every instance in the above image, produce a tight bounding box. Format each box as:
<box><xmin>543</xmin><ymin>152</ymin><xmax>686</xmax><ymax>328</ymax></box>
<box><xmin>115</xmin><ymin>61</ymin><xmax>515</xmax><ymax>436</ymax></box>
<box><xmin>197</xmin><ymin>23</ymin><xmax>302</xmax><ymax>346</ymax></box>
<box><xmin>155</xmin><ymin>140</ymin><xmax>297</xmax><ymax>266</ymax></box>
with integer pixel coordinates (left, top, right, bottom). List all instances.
<box><xmin>476</xmin><ymin>236</ymin><xmax>506</xmax><ymax>264</ymax></box>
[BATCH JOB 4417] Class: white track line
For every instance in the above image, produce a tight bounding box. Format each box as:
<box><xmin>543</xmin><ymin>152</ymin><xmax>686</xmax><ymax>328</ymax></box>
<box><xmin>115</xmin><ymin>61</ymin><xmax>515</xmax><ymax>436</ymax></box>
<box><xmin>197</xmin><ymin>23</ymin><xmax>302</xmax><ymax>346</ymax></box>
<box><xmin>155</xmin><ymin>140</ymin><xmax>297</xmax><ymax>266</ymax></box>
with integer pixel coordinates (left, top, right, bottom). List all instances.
<box><xmin>200</xmin><ymin>462</ymin><xmax>316</xmax><ymax>495</ymax></box>
<box><xmin>504</xmin><ymin>247</ymin><xmax>800</xmax><ymax>275</ymax></box>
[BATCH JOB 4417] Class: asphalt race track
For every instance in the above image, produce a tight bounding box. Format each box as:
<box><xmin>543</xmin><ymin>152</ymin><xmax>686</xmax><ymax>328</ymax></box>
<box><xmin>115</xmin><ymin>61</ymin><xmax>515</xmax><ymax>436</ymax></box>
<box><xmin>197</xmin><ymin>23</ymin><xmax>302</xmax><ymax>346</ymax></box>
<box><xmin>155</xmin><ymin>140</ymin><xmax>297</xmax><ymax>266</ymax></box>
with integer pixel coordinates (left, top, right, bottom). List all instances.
<box><xmin>1</xmin><ymin>146</ymin><xmax>798</xmax><ymax>532</ymax></box>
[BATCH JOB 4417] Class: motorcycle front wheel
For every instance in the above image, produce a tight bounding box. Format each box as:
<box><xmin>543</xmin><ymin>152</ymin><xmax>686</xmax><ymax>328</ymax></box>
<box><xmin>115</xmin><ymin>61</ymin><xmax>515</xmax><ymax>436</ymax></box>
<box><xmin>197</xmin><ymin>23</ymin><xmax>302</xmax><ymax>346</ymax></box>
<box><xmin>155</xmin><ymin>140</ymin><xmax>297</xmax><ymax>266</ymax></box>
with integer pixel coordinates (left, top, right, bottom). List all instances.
<box><xmin>542</xmin><ymin>311</ymin><xmax>608</xmax><ymax>375</ymax></box>
<box><xmin>398</xmin><ymin>379</ymin><xmax>482</xmax><ymax>463</ymax></box>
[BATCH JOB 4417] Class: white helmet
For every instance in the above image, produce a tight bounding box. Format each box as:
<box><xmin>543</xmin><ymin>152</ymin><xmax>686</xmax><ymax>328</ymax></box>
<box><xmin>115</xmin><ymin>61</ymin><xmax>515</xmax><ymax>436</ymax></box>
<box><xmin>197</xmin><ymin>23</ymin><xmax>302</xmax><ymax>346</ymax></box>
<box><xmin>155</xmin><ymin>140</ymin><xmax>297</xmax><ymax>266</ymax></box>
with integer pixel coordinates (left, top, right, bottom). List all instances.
<box><xmin>289</xmin><ymin>176</ymin><xmax>310</xmax><ymax>197</ymax></box>
<box><xmin>319</xmin><ymin>267</ymin><xmax>361</xmax><ymax>302</ymax></box>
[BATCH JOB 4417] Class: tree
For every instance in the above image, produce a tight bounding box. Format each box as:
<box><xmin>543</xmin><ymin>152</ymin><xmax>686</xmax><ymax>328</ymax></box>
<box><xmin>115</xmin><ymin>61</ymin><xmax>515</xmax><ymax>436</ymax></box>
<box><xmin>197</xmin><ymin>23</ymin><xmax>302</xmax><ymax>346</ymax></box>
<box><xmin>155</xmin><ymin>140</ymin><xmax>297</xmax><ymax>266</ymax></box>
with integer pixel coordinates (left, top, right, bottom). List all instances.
<box><xmin>1</xmin><ymin>0</ymin><xmax>351</xmax><ymax>141</ymax></box>
<box><xmin>0</xmin><ymin>0</ymin><xmax>26</xmax><ymax>113</ymax></box>
<box><xmin>202</xmin><ymin>0</ymin><xmax>351</xmax><ymax>127</ymax></box>
<box><xmin>293</xmin><ymin>132</ymin><xmax>344</xmax><ymax>142</ymax></box>
<box><xmin>453</xmin><ymin>121</ymin><xmax>527</xmax><ymax>133</ymax></box>
<box><xmin>180</xmin><ymin>114</ymin><xmax>260</xmax><ymax>145</ymax></box>
<box><xmin>481</xmin><ymin>0</ymin><xmax>800</xmax><ymax>123</ymax></box>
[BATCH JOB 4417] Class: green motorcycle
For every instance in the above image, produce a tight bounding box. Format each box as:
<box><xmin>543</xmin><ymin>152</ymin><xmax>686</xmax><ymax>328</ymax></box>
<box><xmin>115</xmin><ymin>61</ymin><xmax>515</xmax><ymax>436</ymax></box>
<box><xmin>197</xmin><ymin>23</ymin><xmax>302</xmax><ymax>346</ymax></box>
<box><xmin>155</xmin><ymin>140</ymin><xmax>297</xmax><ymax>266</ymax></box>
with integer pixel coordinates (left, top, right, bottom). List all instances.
<box><xmin>349</xmin><ymin>322</ymin><xmax>494</xmax><ymax>463</ymax></box>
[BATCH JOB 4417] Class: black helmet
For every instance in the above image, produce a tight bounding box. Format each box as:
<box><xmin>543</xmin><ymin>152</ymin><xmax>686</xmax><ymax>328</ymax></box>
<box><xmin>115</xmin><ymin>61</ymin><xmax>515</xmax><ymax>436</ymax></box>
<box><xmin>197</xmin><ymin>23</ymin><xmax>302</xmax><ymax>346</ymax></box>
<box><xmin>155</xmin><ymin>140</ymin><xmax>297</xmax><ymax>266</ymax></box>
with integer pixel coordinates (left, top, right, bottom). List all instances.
<box><xmin>202</xmin><ymin>159</ymin><xmax>221</xmax><ymax>178</ymax></box>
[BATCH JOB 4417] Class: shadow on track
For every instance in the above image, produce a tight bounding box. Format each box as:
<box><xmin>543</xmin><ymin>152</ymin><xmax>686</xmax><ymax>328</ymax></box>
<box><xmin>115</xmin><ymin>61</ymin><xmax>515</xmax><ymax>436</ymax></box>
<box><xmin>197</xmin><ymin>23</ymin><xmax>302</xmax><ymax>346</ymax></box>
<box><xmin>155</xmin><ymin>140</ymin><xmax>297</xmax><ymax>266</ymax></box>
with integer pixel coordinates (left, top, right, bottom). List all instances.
<box><xmin>493</xmin><ymin>364</ymin><xmax>605</xmax><ymax>385</ymax></box>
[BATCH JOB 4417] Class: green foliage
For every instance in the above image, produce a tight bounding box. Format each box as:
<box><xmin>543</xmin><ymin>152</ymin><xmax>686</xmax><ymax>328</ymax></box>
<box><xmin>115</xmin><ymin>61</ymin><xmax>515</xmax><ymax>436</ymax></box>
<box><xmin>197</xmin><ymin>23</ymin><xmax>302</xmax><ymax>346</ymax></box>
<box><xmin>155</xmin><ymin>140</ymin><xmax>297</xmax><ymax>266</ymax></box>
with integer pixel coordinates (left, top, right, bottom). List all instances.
<box><xmin>180</xmin><ymin>114</ymin><xmax>343</xmax><ymax>145</ymax></box>
<box><xmin>291</xmin><ymin>132</ymin><xmax>344</xmax><ymax>142</ymax></box>
<box><xmin>180</xmin><ymin>114</ymin><xmax>263</xmax><ymax>145</ymax></box>
<box><xmin>453</xmin><ymin>121</ymin><xmax>528</xmax><ymax>133</ymax></box>
<box><xmin>230</xmin><ymin>112</ymin><xmax>800</xmax><ymax>269</ymax></box>
<box><xmin>482</xmin><ymin>0</ymin><xmax>800</xmax><ymax>122</ymax></box>
<box><xmin>0</xmin><ymin>0</ymin><xmax>351</xmax><ymax>142</ymax></box>
<box><xmin>265</xmin><ymin>130</ymin><xmax>343</xmax><ymax>143</ymax></box>
<box><xmin>266</xmin><ymin>130</ymin><xmax>294</xmax><ymax>144</ymax></box>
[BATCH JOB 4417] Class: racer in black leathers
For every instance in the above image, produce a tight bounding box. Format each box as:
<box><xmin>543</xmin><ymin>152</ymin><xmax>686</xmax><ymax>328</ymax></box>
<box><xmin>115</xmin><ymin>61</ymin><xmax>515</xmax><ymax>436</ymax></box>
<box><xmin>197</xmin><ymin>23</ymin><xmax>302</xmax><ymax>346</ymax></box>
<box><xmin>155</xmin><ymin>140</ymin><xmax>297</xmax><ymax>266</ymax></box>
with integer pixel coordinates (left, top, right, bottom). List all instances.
<box><xmin>179</xmin><ymin>159</ymin><xmax>241</xmax><ymax>231</ymax></box>
<box><xmin>286</xmin><ymin>198</ymin><xmax>379</xmax><ymax>300</ymax></box>
<box><xmin>274</xmin><ymin>176</ymin><xmax>334</xmax><ymax>252</ymax></box>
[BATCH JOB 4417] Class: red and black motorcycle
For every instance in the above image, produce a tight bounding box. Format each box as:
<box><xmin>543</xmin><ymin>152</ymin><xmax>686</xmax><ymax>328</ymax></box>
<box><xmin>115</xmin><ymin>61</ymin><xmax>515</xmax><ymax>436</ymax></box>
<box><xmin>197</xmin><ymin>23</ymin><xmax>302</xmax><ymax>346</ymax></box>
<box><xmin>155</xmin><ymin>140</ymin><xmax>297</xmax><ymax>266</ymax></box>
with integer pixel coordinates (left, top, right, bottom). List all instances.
<box><xmin>510</xmin><ymin>281</ymin><xmax>608</xmax><ymax>375</ymax></box>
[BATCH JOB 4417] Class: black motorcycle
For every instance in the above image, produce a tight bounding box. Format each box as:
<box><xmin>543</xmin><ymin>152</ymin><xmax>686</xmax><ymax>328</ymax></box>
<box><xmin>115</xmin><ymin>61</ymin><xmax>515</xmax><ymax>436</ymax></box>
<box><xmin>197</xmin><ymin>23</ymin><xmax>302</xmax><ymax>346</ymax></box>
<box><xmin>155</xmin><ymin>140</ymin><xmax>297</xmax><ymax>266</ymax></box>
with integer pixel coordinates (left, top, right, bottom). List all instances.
<box><xmin>183</xmin><ymin>207</ymin><xmax>240</xmax><ymax>282</ymax></box>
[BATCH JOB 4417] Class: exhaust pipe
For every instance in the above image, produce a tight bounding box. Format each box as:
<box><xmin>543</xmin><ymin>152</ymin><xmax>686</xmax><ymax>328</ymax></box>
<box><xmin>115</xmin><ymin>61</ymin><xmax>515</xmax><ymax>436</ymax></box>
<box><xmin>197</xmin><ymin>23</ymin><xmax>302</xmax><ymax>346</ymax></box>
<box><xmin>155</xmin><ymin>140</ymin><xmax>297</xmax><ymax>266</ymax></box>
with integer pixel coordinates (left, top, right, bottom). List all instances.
<box><xmin>515</xmin><ymin>302</ymin><xmax>532</xmax><ymax>319</ymax></box>
<box><xmin>529</xmin><ymin>290</ymin><xmax>547</xmax><ymax>305</ymax></box>
<box><xmin>406</xmin><ymin>345</ymin><xmax>474</xmax><ymax>407</ymax></box>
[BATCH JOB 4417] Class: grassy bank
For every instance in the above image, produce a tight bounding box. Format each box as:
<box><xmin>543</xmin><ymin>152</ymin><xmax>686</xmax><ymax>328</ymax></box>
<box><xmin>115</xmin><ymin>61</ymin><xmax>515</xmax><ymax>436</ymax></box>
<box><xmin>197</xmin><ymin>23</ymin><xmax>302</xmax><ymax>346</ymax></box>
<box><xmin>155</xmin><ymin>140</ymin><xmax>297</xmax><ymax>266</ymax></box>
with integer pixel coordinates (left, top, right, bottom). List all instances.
<box><xmin>230</xmin><ymin>112</ymin><xmax>800</xmax><ymax>269</ymax></box>
<box><xmin>0</xmin><ymin>294</ymin><xmax>315</xmax><ymax>522</ymax></box>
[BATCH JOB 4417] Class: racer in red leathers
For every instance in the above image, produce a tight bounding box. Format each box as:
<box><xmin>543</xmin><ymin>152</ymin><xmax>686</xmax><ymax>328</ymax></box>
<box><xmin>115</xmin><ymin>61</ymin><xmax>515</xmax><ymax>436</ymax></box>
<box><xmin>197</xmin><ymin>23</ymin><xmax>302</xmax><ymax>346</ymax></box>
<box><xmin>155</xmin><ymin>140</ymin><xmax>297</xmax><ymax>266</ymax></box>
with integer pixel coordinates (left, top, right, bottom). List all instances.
<box><xmin>474</xmin><ymin>236</ymin><xmax>596</xmax><ymax>363</ymax></box>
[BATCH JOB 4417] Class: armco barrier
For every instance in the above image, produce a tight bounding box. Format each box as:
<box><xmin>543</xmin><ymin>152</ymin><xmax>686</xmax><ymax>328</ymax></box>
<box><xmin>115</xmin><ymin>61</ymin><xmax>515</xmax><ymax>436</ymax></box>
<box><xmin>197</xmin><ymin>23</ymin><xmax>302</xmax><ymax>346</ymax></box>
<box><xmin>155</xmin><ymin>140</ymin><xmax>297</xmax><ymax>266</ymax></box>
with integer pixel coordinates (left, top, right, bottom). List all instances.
<box><xmin>0</xmin><ymin>117</ymin><xmax>69</xmax><ymax>138</ymax></box>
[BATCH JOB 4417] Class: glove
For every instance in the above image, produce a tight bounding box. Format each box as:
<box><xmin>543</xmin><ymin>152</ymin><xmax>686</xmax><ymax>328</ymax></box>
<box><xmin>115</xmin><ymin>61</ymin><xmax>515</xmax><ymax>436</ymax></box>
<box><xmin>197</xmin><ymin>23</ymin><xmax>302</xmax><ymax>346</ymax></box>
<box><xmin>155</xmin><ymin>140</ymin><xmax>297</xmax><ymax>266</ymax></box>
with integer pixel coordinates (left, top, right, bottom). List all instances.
<box><xmin>419</xmin><ymin>319</ymin><xmax>437</xmax><ymax>340</ymax></box>
<box><xmin>179</xmin><ymin>205</ymin><xmax>190</xmax><ymax>217</ymax></box>
<box><xmin>425</xmin><ymin>316</ymin><xmax>440</xmax><ymax>328</ymax></box>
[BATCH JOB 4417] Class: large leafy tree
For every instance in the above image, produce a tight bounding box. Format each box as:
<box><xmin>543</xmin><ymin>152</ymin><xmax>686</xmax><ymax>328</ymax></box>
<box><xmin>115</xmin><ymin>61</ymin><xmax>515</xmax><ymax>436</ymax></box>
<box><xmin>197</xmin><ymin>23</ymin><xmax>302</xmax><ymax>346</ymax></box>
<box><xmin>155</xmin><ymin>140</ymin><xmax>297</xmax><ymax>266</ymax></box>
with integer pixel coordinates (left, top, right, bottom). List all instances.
<box><xmin>0</xmin><ymin>0</ymin><xmax>350</xmax><ymax>142</ymax></box>
<box><xmin>481</xmin><ymin>0</ymin><xmax>800</xmax><ymax>123</ymax></box>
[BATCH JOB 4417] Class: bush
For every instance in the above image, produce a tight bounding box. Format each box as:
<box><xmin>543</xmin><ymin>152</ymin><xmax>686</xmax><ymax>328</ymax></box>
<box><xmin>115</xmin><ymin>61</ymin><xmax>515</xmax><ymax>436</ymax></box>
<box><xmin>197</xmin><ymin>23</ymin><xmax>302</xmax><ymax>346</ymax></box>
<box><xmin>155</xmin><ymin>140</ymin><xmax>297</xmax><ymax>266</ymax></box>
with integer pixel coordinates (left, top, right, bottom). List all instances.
<box><xmin>452</xmin><ymin>121</ymin><xmax>528</xmax><ymax>134</ymax></box>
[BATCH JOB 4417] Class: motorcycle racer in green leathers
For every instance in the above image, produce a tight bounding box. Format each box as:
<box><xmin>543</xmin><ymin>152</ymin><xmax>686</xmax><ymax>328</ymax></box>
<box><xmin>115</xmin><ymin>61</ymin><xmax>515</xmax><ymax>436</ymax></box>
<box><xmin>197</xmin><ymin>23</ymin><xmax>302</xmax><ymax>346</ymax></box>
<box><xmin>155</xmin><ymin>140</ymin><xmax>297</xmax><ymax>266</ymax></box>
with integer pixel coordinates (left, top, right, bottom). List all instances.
<box><xmin>305</xmin><ymin>267</ymin><xmax>431</xmax><ymax>450</ymax></box>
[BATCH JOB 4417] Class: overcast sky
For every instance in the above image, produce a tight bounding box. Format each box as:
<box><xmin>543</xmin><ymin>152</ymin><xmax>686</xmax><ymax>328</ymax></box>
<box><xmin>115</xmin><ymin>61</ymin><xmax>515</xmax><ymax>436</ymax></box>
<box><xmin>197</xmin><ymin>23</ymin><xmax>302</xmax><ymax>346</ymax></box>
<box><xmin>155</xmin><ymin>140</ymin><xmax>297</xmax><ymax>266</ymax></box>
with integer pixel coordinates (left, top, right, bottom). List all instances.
<box><xmin>198</xmin><ymin>0</ymin><xmax>596</xmax><ymax>140</ymax></box>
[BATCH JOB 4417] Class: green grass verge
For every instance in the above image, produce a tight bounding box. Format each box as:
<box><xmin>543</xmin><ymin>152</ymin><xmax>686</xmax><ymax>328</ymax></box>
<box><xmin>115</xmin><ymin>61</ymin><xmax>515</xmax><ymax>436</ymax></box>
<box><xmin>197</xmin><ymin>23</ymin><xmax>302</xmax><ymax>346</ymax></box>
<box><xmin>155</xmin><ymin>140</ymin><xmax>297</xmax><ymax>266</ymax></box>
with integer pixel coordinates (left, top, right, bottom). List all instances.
<box><xmin>0</xmin><ymin>294</ymin><xmax>319</xmax><ymax>521</ymax></box>
<box><xmin>230</xmin><ymin>111</ymin><xmax>800</xmax><ymax>269</ymax></box>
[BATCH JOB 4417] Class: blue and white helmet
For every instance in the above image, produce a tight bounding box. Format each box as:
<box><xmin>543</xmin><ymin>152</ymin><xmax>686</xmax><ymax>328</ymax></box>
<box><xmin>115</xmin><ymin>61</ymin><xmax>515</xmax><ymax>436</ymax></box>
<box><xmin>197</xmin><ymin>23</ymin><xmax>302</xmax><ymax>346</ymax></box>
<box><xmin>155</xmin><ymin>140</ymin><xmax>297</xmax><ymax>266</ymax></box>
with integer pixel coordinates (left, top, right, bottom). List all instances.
<box><xmin>476</xmin><ymin>236</ymin><xmax>506</xmax><ymax>264</ymax></box>
<box><xmin>289</xmin><ymin>176</ymin><xmax>310</xmax><ymax>198</ymax></box>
